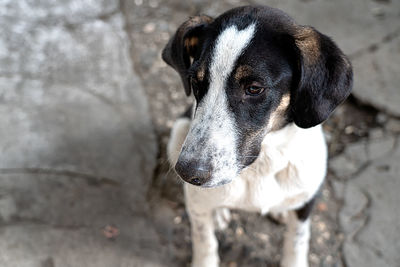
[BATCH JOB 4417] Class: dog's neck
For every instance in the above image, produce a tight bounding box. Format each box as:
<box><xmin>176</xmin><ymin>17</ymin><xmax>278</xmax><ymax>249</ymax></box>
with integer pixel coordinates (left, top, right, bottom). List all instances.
<box><xmin>241</xmin><ymin>123</ymin><xmax>323</xmax><ymax>178</ymax></box>
<box><xmin>262</xmin><ymin>122</ymin><xmax>305</xmax><ymax>148</ymax></box>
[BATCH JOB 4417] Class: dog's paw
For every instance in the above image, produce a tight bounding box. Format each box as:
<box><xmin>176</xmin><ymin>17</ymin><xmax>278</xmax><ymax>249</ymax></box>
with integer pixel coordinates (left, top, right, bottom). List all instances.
<box><xmin>213</xmin><ymin>208</ymin><xmax>231</xmax><ymax>231</ymax></box>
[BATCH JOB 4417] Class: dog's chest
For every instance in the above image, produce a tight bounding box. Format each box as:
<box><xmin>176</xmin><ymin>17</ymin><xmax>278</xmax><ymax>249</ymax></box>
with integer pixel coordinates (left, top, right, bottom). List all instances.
<box><xmin>228</xmin><ymin>146</ymin><xmax>308</xmax><ymax>214</ymax></box>
<box><xmin>184</xmin><ymin>125</ymin><xmax>327</xmax><ymax>215</ymax></box>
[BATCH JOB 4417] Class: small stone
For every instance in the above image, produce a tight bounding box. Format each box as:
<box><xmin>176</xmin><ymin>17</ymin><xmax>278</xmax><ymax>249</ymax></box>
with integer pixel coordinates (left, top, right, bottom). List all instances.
<box><xmin>255</xmin><ymin>232</ymin><xmax>270</xmax><ymax>242</ymax></box>
<box><xmin>344</xmin><ymin>125</ymin><xmax>355</xmax><ymax>134</ymax></box>
<box><xmin>317</xmin><ymin>222</ymin><xmax>327</xmax><ymax>232</ymax></box>
<box><xmin>317</xmin><ymin>202</ymin><xmax>328</xmax><ymax>212</ymax></box>
<box><xmin>322</xmin><ymin>231</ymin><xmax>331</xmax><ymax>240</ymax></box>
<box><xmin>325</xmin><ymin>255</ymin><xmax>333</xmax><ymax>263</ymax></box>
<box><xmin>235</xmin><ymin>226</ymin><xmax>244</xmax><ymax>236</ymax></box>
<box><xmin>309</xmin><ymin>253</ymin><xmax>320</xmax><ymax>264</ymax></box>
<box><xmin>143</xmin><ymin>22</ymin><xmax>156</xmax><ymax>34</ymax></box>
<box><xmin>322</xmin><ymin>189</ymin><xmax>330</xmax><ymax>198</ymax></box>
<box><xmin>173</xmin><ymin>216</ymin><xmax>182</xmax><ymax>224</ymax></box>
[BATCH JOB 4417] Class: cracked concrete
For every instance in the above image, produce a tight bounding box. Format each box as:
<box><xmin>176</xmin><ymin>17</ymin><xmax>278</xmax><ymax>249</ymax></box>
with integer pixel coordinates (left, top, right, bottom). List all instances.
<box><xmin>0</xmin><ymin>0</ymin><xmax>166</xmax><ymax>266</ymax></box>
<box><xmin>352</xmin><ymin>32</ymin><xmax>400</xmax><ymax>116</ymax></box>
<box><xmin>1</xmin><ymin>0</ymin><xmax>400</xmax><ymax>266</ymax></box>
<box><xmin>330</xmin><ymin>133</ymin><xmax>400</xmax><ymax>267</ymax></box>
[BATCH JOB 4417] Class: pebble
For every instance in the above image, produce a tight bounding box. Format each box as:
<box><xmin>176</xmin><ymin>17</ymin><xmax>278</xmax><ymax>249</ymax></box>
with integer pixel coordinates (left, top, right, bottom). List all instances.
<box><xmin>143</xmin><ymin>22</ymin><xmax>156</xmax><ymax>34</ymax></box>
<box><xmin>173</xmin><ymin>216</ymin><xmax>182</xmax><ymax>224</ymax></box>
<box><xmin>235</xmin><ymin>226</ymin><xmax>244</xmax><ymax>236</ymax></box>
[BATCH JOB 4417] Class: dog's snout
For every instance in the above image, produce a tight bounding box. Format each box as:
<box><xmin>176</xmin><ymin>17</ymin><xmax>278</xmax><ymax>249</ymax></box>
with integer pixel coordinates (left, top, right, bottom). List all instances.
<box><xmin>175</xmin><ymin>159</ymin><xmax>212</xmax><ymax>186</ymax></box>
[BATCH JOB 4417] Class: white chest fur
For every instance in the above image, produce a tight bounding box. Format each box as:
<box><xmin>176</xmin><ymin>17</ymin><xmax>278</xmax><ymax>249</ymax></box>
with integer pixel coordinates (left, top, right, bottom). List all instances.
<box><xmin>182</xmin><ymin>123</ymin><xmax>327</xmax><ymax>215</ymax></box>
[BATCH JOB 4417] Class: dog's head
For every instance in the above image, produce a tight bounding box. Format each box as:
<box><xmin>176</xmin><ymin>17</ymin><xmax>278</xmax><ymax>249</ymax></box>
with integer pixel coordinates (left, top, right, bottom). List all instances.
<box><xmin>163</xmin><ymin>6</ymin><xmax>352</xmax><ymax>187</ymax></box>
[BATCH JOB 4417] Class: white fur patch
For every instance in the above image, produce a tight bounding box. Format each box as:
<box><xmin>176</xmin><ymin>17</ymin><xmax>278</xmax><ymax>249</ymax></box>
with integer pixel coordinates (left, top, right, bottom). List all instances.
<box><xmin>209</xmin><ymin>24</ymin><xmax>256</xmax><ymax>89</ymax></box>
<box><xmin>282</xmin><ymin>212</ymin><xmax>311</xmax><ymax>267</ymax></box>
<box><xmin>179</xmin><ymin>24</ymin><xmax>256</xmax><ymax>186</ymax></box>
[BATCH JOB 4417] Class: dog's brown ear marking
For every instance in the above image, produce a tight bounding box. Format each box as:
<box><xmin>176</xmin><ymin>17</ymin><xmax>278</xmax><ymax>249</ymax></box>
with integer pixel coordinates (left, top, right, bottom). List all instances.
<box><xmin>294</xmin><ymin>27</ymin><xmax>320</xmax><ymax>65</ymax></box>
<box><xmin>162</xmin><ymin>15</ymin><xmax>213</xmax><ymax>96</ymax></box>
<box><xmin>290</xmin><ymin>26</ymin><xmax>353</xmax><ymax>128</ymax></box>
<box><xmin>197</xmin><ymin>63</ymin><xmax>206</xmax><ymax>81</ymax></box>
<box><xmin>184</xmin><ymin>36</ymin><xmax>199</xmax><ymax>55</ymax></box>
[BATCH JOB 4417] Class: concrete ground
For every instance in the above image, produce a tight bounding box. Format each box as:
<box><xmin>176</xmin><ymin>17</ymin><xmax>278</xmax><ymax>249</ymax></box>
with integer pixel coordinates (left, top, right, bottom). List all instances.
<box><xmin>0</xmin><ymin>0</ymin><xmax>399</xmax><ymax>266</ymax></box>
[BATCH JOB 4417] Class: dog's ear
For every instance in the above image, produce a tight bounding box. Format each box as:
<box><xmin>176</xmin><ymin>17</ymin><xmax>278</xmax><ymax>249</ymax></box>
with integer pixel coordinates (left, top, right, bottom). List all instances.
<box><xmin>162</xmin><ymin>15</ymin><xmax>213</xmax><ymax>96</ymax></box>
<box><xmin>290</xmin><ymin>26</ymin><xmax>353</xmax><ymax>128</ymax></box>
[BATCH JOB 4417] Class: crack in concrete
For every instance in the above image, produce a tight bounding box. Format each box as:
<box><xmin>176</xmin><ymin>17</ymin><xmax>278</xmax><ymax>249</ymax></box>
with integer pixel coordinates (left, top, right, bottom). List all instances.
<box><xmin>350</xmin><ymin>190</ymin><xmax>371</xmax><ymax>241</ymax></box>
<box><xmin>116</xmin><ymin>6</ymin><xmax>168</xmax><ymax>256</ymax></box>
<box><xmin>358</xmin><ymin>239</ymin><xmax>387</xmax><ymax>262</ymax></box>
<box><xmin>0</xmin><ymin>168</ymin><xmax>120</xmax><ymax>187</ymax></box>
<box><xmin>62</xmin><ymin>9</ymin><xmax>120</xmax><ymax>30</ymax></box>
<box><xmin>0</xmin><ymin>216</ymin><xmax>91</xmax><ymax>230</ymax></box>
<box><xmin>118</xmin><ymin>0</ymin><xmax>165</xmax><ymax>204</ymax></box>
<box><xmin>349</xmin><ymin>27</ymin><xmax>400</xmax><ymax>60</ymax></box>
<box><xmin>119</xmin><ymin>0</ymin><xmax>145</xmax><ymax>78</ymax></box>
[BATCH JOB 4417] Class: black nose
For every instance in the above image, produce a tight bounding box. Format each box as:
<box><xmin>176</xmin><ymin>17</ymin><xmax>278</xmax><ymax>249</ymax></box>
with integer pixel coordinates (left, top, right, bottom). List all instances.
<box><xmin>175</xmin><ymin>159</ymin><xmax>212</xmax><ymax>186</ymax></box>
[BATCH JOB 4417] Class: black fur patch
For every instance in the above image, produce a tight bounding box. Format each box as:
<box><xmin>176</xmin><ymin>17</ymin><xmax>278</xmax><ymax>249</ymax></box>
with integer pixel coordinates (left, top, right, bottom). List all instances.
<box><xmin>295</xmin><ymin>197</ymin><xmax>316</xmax><ymax>221</ymax></box>
<box><xmin>180</xmin><ymin>105</ymin><xmax>193</xmax><ymax>119</ymax></box>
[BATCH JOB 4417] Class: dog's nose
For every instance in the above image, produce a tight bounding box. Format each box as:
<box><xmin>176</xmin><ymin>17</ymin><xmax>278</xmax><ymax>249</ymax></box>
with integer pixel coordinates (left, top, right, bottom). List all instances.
<box><xmin>175</xmin><ymin>159</ymin><xmax>212</xmax><ymax>186</ymax></box>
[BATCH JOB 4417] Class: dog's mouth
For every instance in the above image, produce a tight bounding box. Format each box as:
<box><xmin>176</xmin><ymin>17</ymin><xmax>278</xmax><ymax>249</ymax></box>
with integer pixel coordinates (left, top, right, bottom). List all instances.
<box><xmin>191</xmin><ymin>177</ymin><xmax>232</xmax><ymax>188</ymax></box>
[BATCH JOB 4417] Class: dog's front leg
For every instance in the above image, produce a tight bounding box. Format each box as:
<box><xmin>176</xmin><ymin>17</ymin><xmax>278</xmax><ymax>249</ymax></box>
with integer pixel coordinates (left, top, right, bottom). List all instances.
<box><xmin>187</xmin><ymin>208</ymin><xmax>219</xmax><ymax>267</ymax></box>
<box><xmin>281</xmin><ymin>210</ymin><xmax>311</xmax><ymax>267</ymax></box>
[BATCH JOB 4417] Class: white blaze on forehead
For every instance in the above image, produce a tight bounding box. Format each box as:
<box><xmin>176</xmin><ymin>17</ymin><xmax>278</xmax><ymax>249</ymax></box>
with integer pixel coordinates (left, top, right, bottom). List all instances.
<box><xmin>180</xmin><ymin>24</ymin><xmax>256</xmax><ymax>187</ymax></box>
<box><xmin>210</xmin><ymin>24</ymin><xmax>256</xmax><ymax>88</ymax></box>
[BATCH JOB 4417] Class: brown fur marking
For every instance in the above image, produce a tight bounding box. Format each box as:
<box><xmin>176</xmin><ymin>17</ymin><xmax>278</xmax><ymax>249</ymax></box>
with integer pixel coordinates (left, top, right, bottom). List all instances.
<box><xmin>294</xmin><ymin>27</ymin><xmax>320</xmax><ymax>65</ymax></box>
<box><xmin>234</xmin><ymin>65</ymin><xmax>252</xmax><ymax>81</ymax></box>
<box><xmin>268</xmin><ymin>94</ymin><xmax>290</xmax><ymax>131</ymax></box>
<box><xmin>197</xmin><ymin>64</ymin><xmax>206</xmax><ymax>81</ymax></box>
<box><xmin>184</xmin><ymin>36</ymin><xmax>199</xmax><ymax>53</ymax></box>
<box><xmin>177</xmin><ymin>15</ymin><xmax>213</xmax><ymax>55</ymax></box>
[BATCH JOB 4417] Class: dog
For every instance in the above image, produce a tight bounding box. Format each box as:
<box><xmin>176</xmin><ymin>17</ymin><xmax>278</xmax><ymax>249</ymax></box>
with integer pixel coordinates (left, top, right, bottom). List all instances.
<box><xmin>162</xmin><ymin>5</ymin><xmax>352</xmax><ymax>267</ymax></box>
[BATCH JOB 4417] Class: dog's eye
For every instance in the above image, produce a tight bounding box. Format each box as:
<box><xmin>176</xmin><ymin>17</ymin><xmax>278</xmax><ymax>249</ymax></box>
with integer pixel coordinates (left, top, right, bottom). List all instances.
<box><xmin>245</xmin><ymin>83</ymin><xmax>265</xmax><ymax>96</ymax></box>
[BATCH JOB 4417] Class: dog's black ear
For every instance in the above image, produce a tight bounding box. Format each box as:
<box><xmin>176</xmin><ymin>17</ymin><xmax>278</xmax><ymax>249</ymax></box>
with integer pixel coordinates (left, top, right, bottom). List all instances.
<box><xmin>162</xmin><ymin>15</ymin><xmax>213</xmax><ymax>96</ymax></box>
<box><xmin>290</xmin><ymin>26</ymin><xmax>353</xmax><ymax>128</ymax></box>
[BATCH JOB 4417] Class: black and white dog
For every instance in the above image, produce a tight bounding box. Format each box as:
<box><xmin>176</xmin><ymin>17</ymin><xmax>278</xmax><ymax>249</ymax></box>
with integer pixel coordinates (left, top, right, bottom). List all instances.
<box><xmin>163</xmin><ymin>5</ymin><xmax>352</xmax><ymax>267</ymax></box>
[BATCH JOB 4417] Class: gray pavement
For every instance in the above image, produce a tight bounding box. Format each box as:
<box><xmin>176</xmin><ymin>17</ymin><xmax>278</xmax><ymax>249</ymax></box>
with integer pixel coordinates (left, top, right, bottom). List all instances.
<box><xmin>0</xmin><ymin>1</ymin><xmax>165</xmax><ymax>266</ymax></box>
<box><xmin>1</xmin><ymin>0</ymin><xmax>400</xmax><ymax>266</ymax></box>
